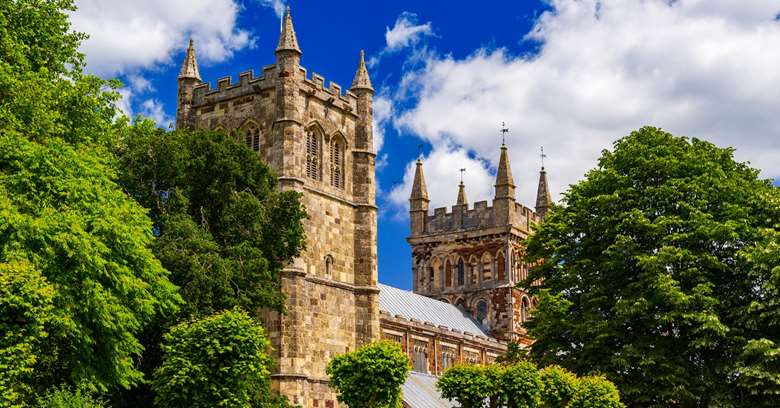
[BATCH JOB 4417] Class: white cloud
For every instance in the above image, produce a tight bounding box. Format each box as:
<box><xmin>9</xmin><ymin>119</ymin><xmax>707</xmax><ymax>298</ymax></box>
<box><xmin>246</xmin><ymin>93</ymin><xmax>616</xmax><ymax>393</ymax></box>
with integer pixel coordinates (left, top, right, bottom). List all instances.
<box><xmin>387</xmin><ymin>141</ymin><xmax>495</xmax><ymax>217</ymax></box>
<box><xmin>258</xmin><ymin>0</ymin><xmax>285</xmax><ymax>18</ymax></box>
<box><xmin>71</xmin><ymin>0</ymin><xmax>252</xmax><ymax>76</ymax></box>
<box><xmin>140</xmin><ymin>99</ymin><xmax>174</xmax><ymax>128</ymax></box>
<box><xmin>373</xmin><ymin>92</ymin><xmax>394</xmax><ymax>152</ymax></box>
<box><xmin>387</xmin><ymin>0</ymin><xmax>780</xmax><ymax>217</ymax></box>
<box><xmin>369</xmin><ymin>12</ymin><xmax>435</xmax><ymax>67</ymax></box>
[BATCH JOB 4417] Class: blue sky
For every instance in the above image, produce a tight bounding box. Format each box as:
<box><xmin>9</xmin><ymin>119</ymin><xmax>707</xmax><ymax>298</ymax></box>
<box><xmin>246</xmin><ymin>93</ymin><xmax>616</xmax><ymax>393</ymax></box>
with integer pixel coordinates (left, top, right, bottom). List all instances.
<box><xmin>71</xmin><ymin>0</ymin><xmax>780</xmax><ymax>290</ymax></box>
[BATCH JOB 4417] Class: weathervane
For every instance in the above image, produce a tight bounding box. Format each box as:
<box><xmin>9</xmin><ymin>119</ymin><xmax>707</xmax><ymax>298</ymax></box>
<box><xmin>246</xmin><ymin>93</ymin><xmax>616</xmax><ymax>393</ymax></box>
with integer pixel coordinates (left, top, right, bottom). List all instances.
<box><xmin>540</xmin><ymin>146</ymin><xmax>547</xmax><ymax>170</ymax></box>
<box><xmin>459</xmin><ymin>168</ymin><xmax>466</xmax><ymax>183</ymax></box>
<box><xmin>500</xmin><ymin>122</ymin><xmax>510</xmax><ymax>145</ymax></box>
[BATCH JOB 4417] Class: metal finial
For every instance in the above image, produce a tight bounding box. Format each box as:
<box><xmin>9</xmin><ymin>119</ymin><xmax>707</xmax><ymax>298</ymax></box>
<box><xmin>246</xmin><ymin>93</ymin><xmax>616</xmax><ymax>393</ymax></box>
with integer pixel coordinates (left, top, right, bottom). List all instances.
<box><xmin>540</xmin><ymin>146</ymin><xmax>547</xmax><ymax>170</ymax></box>
<box><xmin>500</xmin><ymin>122</ymin><xmax>510</xmax><ymax>146</ymax></box>
<box><xmin>459</xmin><ymin>168</ymin><xmax>466</xmax><ymax>183</ymax></box>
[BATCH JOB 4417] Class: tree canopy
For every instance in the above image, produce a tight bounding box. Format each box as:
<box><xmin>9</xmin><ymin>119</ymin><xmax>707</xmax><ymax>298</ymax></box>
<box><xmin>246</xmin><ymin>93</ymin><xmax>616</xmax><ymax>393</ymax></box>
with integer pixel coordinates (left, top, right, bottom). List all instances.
<box><xmin>116</xmin><ymin>121</ymin><xmax>307</xmax><ymax>316</ymax></box>
<box><xmin>524</xmin><ymin>126</ymin><xmax>780</xmax><ymax>406</ymax></box>
<box><xmin>326</xmin><ymin>341</ymin><xmax>411</xmax><ymax>408</ymax></box>
<box><xmin>152</xmin><ymin>308</ymin><xmax>275</xmax><ymax>408</ymax></box>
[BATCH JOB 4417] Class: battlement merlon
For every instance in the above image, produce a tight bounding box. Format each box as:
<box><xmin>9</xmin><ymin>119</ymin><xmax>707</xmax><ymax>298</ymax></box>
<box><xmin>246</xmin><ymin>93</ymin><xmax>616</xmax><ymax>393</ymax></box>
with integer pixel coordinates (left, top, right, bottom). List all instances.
<box><xmin>416</xmin><ymin>199</ymin><xmax>540</xmax><ymax>237</ymax></box>
<box><xmin>189</xmin><ymin>64</ymin><xmax>360</xmax><ymax>116</ymax></box>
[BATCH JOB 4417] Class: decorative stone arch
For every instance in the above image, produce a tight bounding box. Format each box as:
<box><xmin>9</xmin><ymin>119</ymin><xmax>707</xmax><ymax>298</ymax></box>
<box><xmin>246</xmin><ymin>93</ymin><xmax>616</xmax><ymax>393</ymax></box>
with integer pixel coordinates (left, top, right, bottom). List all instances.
<box><xmin>520</xmin><ymin>295</ymin><xmax>531</xmax><ymax>322</ymax></box>
<box><xmin>240</xmin><ymin>119</ymin><xmax>261</xmax><ymax>153</ymax></box>
<box><xmin>430</xmin><ymin>257</ymin><xmax>441</xmax><ymax>291</ymax></box>
<box><xmin>444</xmin><ymin>258</ymin><xmax>453</xmax><ymax>288</ymax></box>
<box><xmin>329</xmin><ymin>132</ymin><xmax>347</xmax><ymax>189</ymax></box>
<box><xmin>454</xmin><ymin>297</ymin><xmax>467</xmax><ymax>311</ymax></box>
<box><xmin>496</xmin><ymin>250</ymin><xmax>506</xmax><ymax>282</ymax></box>
<box><xmin>324</xmin><ymin>254</ymin><xmax>334</xmax><ymax>279</ymax></box>
<box><xmin>439</xmin><ymin>298</ymin><xmax>450</xmax><ymax>304</ymax></box>
<box><xmin>212</xmin><ymin>125</ymin><xmax>226</xmax><ymax>132</ymax></box>
<box><xmin>468</xmin><ymin>255</ymin><xmax>479</xmax><ymax>286</ymax></box>
<box><xmin>481</xmin><ymin>251</ymin><xmax>493</xmax><ymax>283</ymax></box>
<box><xmin>304</xmin><ymin>122</ymin><xmax>325</xmax><ymax>180</ymax></box>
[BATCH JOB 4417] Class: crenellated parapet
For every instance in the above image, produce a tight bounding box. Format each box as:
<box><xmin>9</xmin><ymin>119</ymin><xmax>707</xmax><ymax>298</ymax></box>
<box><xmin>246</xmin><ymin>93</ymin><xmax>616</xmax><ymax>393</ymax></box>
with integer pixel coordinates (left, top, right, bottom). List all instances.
<box><xmin>425</xmin><ymin>200</ymin><xmax>540</xmax><ymax>235</ymax></box>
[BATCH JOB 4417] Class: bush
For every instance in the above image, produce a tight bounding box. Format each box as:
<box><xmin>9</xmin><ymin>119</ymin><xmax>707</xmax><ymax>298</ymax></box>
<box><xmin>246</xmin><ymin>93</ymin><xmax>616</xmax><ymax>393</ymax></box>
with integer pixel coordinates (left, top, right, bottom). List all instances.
<box><xmin>36</xmin><ymin>387</ymin><xmax>106</xmax><ymax>408</ymax></box>
<box><xmin>567</xmin><ymin>376</ymin><xmax>624</xmax><ymax>408</ymax></box>
<box><xmin>327</xmin><ymin>341</ymin><xmax>411</xmax><ymax>408</ymax></box>
<box><xmin>152</xmin><ymin>308</ymin><xmax>273</xmax><ymax>408</ymax></box>
<box><xmin>502</xmin><ymin>361</ymin><xmax>542</xmax><ymax>408</ymax></box>
<box><xmin>539</xmin><ymin>366</ymin><xmax>578</xmax><ymax>407</ymax></box>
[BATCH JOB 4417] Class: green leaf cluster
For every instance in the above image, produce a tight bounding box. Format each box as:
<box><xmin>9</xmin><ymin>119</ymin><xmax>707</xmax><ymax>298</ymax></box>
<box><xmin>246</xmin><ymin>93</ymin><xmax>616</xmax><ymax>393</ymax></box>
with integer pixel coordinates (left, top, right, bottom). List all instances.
<box><xmin>36</xmin><ymin>387</ymin><xmax>107</xmax><ymax>408</ymax></box>
<box><xmin>326</xmin><ymin>341</ymin><xmax>411</xmax><ymax>408</ymax></box>
<box><xmin>437</xmin><ymin>362</ymin><xmax>622</xmax><ymax>408</ymax></box>
<box><xmin>524</xmin><ymin>126</ymin><xmax>780</xmax><ymax>406</ymax></box>
<box><xmin>152</xmin><ymin>308</ymin><xmax>273</xmax><ymax>408</ymax></box>
<box><xmin>116</xmin><ymin>121</ymin><xmax>307</xmax><ymax>317</ymax></box>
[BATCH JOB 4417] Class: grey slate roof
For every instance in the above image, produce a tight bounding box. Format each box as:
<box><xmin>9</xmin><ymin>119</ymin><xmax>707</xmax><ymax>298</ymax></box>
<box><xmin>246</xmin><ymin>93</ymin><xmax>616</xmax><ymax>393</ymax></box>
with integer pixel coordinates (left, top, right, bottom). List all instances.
<box><xmin>402</xmin><ymin>372</ymin><xmax>455</xmax><ymax>408</ymax></box>
<box><xmin>378</xmin><ymin>284</ymin><xmax>491</xmax><ymax>337</ymax></box>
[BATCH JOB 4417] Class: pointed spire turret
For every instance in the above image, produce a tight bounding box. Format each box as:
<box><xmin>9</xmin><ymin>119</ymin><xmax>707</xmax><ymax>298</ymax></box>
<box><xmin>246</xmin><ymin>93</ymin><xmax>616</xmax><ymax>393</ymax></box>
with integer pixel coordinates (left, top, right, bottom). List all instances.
<box><xmin>535</xmin><ymin>147</ymin><xmax>553</xmax><ymax>218</ymax></box>
<box><xmin>411</xmin><ymin>159</ymin><xmax>429</xmax><ymax>201</ymax></box>
<box><xmin>457</xmin><ymin>181</ymin><xmax>468</xmax><ymax>206</ymax></box>
<box><xmin>179</xmin><ymin>38</ymin><xmax>201</xmax><ymax>80</ymax></box>
<box><xmin>276</xmin><ymin>6</ymin><xmax>301</xmax><ymax>54</ymax></box>
<box><xmin>495</xmin><ymin>144</ymin><xmax>515</xmax><ymax>198</ymax></box>
<box><xmin>351</xmin><ymin>50</ymin><xmax>373</xmax><ymax>92</ymax></box>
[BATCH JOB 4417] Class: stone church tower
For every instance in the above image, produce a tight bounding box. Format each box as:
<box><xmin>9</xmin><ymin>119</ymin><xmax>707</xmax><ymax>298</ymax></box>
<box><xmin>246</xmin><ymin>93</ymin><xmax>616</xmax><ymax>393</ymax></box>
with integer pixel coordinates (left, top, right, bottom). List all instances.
<box><xmin>407</xmin><ymin>142</ymin><xmax>552</xmax><ymax>343</ymax></box>
<box><xmin>176</xmin><ymin>8</ymin><xmax>379</xmax><ymax>406</ymax></box>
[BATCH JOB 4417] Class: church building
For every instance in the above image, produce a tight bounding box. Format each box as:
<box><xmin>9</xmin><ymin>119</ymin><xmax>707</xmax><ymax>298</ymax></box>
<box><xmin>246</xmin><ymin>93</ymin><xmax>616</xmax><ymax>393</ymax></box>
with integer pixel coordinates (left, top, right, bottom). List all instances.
<box><xmin>175</xmin><ymin>7</ymin><xmax>552</xmax><ymax>408</ymax></box>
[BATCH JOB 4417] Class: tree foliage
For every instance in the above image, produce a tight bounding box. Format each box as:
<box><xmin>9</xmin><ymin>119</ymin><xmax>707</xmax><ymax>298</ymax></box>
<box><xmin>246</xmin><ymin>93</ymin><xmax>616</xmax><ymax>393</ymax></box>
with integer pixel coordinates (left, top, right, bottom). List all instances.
<box><xmin>36</xmin><ymin>387</ymin><xmax>107</xmax><ymax>408</ymax></box>
<box><xmin>438</xmin><ymin>362</ymin><xmax>623</xmax><ymax>408</ymax></box>
<box><xmin>326</xmin><ymin>341</ymin><xmax>411</xmax><ymax>408</ymax></box>
<box><xmin>524</xmin><ymin>126</ymin><xmax>780</xmax><ymax>406</ymax></box>
<box><xmin>152</xmin><ymin>308</ymin><xmax>274</xmax><ymax>408</ymax></box>
<box><xmin>116</xmin><ymin>122</ymin><xmax>307</xmax><ymax>316</ymax></box>
<box><xmin>538</xmin><ymin>366</ymin><xmax>578</xmax><ymax>408</ymax></box>
<box><xmin>566</xmin><ymin>377</ymin><xmax>623</xmax><ymax>408</ymax></box>
<box><xmin>0</xmin><ymin>0</ymin><xmax>181</xmax><ymax>401</ymax></box>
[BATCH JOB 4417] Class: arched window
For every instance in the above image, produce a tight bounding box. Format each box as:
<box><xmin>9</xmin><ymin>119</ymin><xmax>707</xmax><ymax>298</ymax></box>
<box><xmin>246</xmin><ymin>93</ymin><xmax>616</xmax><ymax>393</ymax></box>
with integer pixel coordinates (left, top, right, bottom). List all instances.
<box><xmin>412</xmin><ymin>341</ymin><xmax>428</xmax><ymax>373</ymax></box>
<box><xmin>457</xmin><ymin>258</ymin><xmax>465</xmax><ymax>287</ymax></box>
<box><xmin>445</xmin><ymin>259</ymin><xmax>452</xmax><ymax>288</ymax></box>
<box><xmin>455</xmin><ymin>298</ymin><xmax>466</xmax><ymax>311</ymax></box>
<box><xmin>306</xmin><ymin>128</ymin><xmax>321</xmax><ymax>180</ymax></box>
<box><xmin>497</xmin><ymin>251</ymin><xmax>506</xmax><ymax>282</ymax></box>
<box><xmin>242</xmin><ymin>122</ymin><xmax>261</xmax><ymax>152</ymax></box>
<box><xmin>324</xmin><ymin>255</ymin><xmax>334</xmax><ymax>278</ymax></box>
<box><xmin>481</xmin><ymin>252</ymin><xmax>493</xmax><ymax>283</ymax></box>
<box><xmin>521</xmin><ymin>296</ymin><xmax>530</xmax><ymax>322</ymax></box>
<box><xmin>330</xmin><ymin>136</ymin><xmax>345</xmax><ymax>188</ymax></box>
<box><xmin>475</xmin><ymin>300</ymin><xmax>488</xmax><ymax>324</ymax></box>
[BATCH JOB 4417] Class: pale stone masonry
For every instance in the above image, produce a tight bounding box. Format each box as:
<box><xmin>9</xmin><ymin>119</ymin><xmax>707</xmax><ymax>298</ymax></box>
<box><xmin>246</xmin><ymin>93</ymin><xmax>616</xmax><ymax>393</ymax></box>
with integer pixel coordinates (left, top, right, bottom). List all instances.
<box><xmin>177</xmin><ymin>7</ymin><xmax>378</xmax><ymax>406</ymax></box>
<box><xmin>175</xmin><ymin>7</ymin><xmax>552</xmax><ymax>407</ymax></box>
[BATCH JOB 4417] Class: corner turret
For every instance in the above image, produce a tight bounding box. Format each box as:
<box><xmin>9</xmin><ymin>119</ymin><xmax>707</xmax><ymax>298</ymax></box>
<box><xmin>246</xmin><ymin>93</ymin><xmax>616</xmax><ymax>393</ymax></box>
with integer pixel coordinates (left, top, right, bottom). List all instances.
<box><xmin>494</xmin><ymin>142</ymin><xmax>516</xmax><ymax>226</ymax></box>
<box><xmin>535</xmin><ymin>148</ymin><xmax>553</xmax><ymax>218</ymax></box>
<box><xmin>275</xmin><ymin>6</ymin><xmax>301</xmax><ymax>71</ymax></box>
<box><xmin>409</xmin><ymin>159</ymin><xmax>430</xmax><ymax>235</ymax></box>
<box><xmin>176</xmin><ymin>39</ymin><xmax>201</xmax><ymax>129</ymax></box>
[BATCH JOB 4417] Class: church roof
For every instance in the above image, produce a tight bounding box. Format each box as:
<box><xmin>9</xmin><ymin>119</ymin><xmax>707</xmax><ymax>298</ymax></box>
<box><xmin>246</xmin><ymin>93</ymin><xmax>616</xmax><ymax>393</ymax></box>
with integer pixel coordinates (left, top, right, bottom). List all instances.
<box><xmin>402</xmin><ymin>372</ymin><xmax>455</xmax><ymax>408</ymax></box>
<box><xmin>378</xmin><ymin>284</ymin><xmax>491</xmax><ymax>337</ymax></box>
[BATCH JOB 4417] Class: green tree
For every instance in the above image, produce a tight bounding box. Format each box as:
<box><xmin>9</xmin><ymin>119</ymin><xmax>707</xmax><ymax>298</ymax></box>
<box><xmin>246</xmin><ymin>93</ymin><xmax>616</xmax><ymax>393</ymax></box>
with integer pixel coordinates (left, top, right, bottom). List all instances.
<box><xmin>495</xmin><ymin>342</ymin><xmax>529</xmax><ymax>365</ymax></box>
<box><xmin>0</xmin><ymin>0</ymin><xmax>180</xmax><ymax>399</ymax></box>
<box><xmin>436</xmin><ymin>365</ymin><xmax>504</xmax><ymax>408</ymax></box>
<box><xmin>152</xmin><ymin>308</ymin><xmax>274</xmax><ymax>408</ymax></box>
<box><xmin>0</xmin><ymin>134</ymin><xmax>180</xmax><ymax>396</ymax></box>
<box><xmin>538</xmin><ymin>366</ymin><xmax>578</xmax><ymax>408</ymax></box>
<box><xmin>567</xmin><ymin>376</ymin><xmax>624</xmax><ymax>408</ymax></box>
<box><xmin>524</xmin><ymin>127</ymin><xmax>780</xmax><ymax>406</ymax></box>
<box><xmin>116</xmin><ymin>122</ymin><xmax>307</xmax><ymax>316</ymax></box>
<box><xmin>501</xmin><ymin>362</ymin><xmax>542</xmax><ymax>408</ymax></box>
<box><xmin>0</xmin><ymin>262</ymin><xmax>55</xmax><ymax>407</ymax></box>
<box><xmin>326</xmin><ymin>341</ymin><xmax>411</xmax><ymax>408</ymax></box>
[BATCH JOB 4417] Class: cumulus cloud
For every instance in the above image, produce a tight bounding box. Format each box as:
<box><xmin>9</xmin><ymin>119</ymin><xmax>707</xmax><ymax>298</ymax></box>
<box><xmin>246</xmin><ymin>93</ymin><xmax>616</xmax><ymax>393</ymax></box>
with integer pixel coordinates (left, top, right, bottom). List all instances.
<box><xmin>139</xmin><ymin>99</ymin><xmax>174</xmax><ymax>128</ymax></box>
<box><xmin>369</xmin><ymin>12</ymin><xmax>435</xmax><ymax>67</ymax></box>
<box><xmin>372</xmin><ymin>92</ymin><xmax>394</xmax><ymax>153</ymax></box>
<box><xmin>71</xmin><ymin>0</ymin><xmax>252</xmax><ymax>76</ymax></box>
<box><xmin>258</xmin><ymin>0</ymin><xmax>285</xmax><ymax>18</ymax></box>
<box><xmin>387</xmin><ymin>141</ymin><xmax>495</xmax><ymax>217</ymax></box>
<box><xmin>387</xmin><ymin>0</ymin><xmax>780</xmax><ymax>217</ymax></box>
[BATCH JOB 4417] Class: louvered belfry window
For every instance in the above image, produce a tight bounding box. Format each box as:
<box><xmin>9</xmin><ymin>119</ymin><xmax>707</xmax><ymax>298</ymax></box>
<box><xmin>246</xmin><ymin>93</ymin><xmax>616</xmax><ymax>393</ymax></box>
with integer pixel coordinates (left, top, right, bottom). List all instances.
<box><xmin>243</xmin><ymin>124</ymin><xmax>260</xmax><ymax>153</ymax></box>
<box><xmin>306</xmin><ymin>129</ymin><xmax>320</xmax><ymax>180</ymax></box>
<box><xmin>330</xmin><ymin>138</ymin><xmax>344</xmax><ymax>188</ymax></box>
